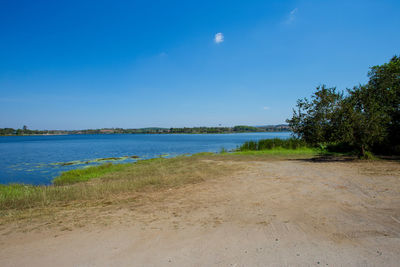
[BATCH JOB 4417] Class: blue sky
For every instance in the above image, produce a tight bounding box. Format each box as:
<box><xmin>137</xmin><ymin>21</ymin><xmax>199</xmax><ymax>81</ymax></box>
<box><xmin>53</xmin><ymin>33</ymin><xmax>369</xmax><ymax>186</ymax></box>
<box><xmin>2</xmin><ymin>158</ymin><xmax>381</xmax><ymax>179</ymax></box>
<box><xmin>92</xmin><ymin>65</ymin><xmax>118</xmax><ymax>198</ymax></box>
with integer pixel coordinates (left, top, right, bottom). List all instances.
<box><xmin>1</xmin><ymin>0</ymin><xmax>399</xmax><ymax>130</ymax></box>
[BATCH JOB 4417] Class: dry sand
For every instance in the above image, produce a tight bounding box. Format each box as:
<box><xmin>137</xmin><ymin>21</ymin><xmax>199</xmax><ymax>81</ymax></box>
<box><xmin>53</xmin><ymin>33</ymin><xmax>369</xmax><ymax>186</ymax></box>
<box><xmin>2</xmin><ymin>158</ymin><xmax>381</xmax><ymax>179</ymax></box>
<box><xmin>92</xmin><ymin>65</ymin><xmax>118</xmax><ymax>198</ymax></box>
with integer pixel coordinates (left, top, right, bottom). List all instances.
<box><xmin>1</xmin><ymin>158</ymin><xmax>400</xmax><ymax>266</ymax></box>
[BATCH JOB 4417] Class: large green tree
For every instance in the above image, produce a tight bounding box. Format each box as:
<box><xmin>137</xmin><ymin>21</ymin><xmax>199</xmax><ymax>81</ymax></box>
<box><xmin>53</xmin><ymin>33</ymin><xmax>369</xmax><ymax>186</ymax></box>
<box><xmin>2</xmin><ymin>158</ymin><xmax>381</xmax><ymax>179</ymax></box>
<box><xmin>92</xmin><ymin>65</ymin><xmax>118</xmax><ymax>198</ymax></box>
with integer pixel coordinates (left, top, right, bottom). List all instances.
<box><xmin>343</xmin><ymin>56</ymin><xmax>400</xmax><ymax>155</ymax></box>
<box><xmin>366</xmin><ymin>56</ymin><xmax>400</xmax><ymax>152</ymax></box>
<box><xmin>287</xmin><ymin>55</ymin><xmax>400</xmax><ymax>156</ymax></box>
<box><xmin>338</xmin><ymin>85</ymin><xmax>389</xmax><ymax>156</ymax></box>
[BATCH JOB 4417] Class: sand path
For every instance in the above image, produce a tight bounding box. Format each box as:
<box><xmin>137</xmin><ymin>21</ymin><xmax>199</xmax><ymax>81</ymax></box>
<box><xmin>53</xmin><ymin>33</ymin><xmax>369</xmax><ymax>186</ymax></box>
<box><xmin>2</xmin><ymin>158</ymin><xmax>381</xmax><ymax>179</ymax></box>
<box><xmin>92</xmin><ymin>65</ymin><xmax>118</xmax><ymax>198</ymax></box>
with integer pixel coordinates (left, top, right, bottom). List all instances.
<box><xmin>1</xmin><ymin>159</ymin><xmax>400</xmax><ymax>266</ymax></box>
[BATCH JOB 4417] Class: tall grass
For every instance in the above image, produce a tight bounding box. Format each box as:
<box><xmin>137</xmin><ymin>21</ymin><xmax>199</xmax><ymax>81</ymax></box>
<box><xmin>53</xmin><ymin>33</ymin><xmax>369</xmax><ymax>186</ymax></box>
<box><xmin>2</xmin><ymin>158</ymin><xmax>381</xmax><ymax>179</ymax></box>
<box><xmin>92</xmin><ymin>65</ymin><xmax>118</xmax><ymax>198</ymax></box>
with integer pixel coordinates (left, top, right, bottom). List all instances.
<box><xmin>233</xmin><ymin>147</ymin><xmax>319</xmax><ymax>156</ymax></box>
<box><xmin>239</xmin><ymin>138</ymin><xmax>309</xmax><ymax>151</ymax></box>
<box><xmin>0</xmin><ymin>155</ymin><xmax>240</xmax><ymax>211</ymax></box>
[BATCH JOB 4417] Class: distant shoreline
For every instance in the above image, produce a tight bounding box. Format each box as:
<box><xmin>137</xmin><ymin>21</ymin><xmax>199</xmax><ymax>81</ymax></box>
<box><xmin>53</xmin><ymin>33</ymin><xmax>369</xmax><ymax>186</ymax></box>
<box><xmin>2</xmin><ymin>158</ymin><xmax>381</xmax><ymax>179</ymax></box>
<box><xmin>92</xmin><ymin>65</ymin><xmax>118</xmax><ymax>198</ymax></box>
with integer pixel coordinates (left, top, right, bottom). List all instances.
<box><xmin>0</xmin><ymin>125</ymin><xmax>291</xmax><ymax>136</ymax></box>
<box><xmin>0</xmin><ymin>131</ymin><xmax>292</xmax><ymax>137</ymax></box>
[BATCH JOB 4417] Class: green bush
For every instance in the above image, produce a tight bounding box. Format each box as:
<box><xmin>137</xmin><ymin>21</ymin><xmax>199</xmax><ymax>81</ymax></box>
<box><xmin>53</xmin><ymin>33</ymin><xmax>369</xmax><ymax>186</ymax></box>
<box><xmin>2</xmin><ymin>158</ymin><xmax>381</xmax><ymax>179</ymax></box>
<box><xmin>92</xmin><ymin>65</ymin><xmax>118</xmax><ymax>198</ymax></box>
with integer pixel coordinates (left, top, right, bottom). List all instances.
<box><xmin>360</xmin><ymin>151</ymin><xmax>376</xmax><ymax>160</ymax></box>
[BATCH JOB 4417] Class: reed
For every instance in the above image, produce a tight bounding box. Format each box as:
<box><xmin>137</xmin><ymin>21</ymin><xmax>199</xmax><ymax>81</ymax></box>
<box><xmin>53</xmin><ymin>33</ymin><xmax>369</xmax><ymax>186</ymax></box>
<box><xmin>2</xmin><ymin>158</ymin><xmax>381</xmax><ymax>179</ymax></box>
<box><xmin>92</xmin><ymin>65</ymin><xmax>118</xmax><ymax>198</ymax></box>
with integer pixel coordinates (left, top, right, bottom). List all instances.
<box><xmin>238</xmin><ymin>138</ymin><xmax>309</xmax><ymax>151</ymax></box>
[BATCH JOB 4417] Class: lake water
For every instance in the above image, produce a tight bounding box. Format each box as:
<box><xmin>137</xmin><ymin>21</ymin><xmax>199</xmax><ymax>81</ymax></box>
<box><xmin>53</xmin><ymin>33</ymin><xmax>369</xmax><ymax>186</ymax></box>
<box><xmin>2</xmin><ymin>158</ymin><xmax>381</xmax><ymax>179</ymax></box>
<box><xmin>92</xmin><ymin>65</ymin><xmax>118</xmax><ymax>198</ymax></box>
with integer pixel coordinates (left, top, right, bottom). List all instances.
<box><xmin>0</xmin><ymin>132</ymin><xmax>291</xmax><ymax>185</ymax></box>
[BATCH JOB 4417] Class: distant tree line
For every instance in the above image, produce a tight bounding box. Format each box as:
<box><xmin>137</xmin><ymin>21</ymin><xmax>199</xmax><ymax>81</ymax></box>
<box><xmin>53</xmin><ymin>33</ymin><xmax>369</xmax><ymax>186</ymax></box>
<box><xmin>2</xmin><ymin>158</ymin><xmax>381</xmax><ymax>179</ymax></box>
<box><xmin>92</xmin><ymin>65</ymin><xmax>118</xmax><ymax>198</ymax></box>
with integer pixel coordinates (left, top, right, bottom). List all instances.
<box><xmin>0</xmin><ymin>125</ymin><xmax>291</xmax><ymax>136</ymax></box>
<box><xmin>287</xmin><ymin>56</ymin><xmax>400</xmax><ymax>157</ymax></box>
<box><xmin>0</xmin><ymin>126</ymin><xmax>68</xmax><ymax>136</ymax></box>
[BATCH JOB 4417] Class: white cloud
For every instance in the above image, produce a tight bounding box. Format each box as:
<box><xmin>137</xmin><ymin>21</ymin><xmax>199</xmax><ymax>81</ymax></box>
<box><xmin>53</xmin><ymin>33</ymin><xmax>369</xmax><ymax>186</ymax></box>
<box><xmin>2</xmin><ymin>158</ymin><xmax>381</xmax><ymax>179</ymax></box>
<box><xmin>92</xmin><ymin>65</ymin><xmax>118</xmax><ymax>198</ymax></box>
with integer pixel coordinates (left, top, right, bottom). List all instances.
<box><xmin>286</xmin><ymin>8</ymin><xmax>298</xmax><ymax>24</ymax></box>
<box><xmin>263</xmin><ymin>106</ymin><xmax>270</xmax><ymax>110</ymax></box>
<box><xmin>214</xmin><ymin>32</ymin><xmax>224</xmax><ymax>44</ymax></box>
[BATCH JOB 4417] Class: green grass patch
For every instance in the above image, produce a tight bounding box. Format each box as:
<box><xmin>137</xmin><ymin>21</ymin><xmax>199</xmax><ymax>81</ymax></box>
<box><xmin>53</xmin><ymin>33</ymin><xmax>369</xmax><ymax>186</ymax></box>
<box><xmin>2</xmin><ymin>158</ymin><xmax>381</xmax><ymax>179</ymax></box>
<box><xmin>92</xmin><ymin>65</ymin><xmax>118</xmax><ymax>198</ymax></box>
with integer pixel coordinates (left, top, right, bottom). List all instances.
<box><xmin>53</xmin><ymin>163</ymin><xmax>130</xmax><ymax>185</ymax></box>
<box><xmin>234</xmin><ymin>138</ymin><xmax>322</xmax><ymax>158</ymax></box>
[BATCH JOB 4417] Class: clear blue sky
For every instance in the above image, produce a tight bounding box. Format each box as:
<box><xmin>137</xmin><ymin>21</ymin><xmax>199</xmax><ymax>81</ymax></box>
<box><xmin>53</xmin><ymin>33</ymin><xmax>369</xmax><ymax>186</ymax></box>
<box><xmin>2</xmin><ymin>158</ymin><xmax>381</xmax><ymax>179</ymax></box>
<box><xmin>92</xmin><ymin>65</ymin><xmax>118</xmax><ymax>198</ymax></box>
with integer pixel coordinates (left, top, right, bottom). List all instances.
<box><xmin>1</xmin><ymin>0</ymin><xmax>399</xmax><ymax>130</ymax></box>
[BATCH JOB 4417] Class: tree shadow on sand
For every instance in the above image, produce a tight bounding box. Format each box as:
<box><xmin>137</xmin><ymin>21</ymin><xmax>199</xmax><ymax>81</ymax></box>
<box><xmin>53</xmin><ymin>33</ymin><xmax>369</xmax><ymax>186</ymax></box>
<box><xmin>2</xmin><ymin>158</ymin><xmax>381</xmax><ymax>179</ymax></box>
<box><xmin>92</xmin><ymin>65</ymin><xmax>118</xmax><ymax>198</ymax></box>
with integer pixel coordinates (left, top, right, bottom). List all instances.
<box><xmin>290</xmin><ymin>154</ymin><xmax>356</xmax><ymax>163</ymax></box>
<box><xmin>291</xmin><ymin>154</ymin><xmax>400</xmax><ymax>163</ymax></box>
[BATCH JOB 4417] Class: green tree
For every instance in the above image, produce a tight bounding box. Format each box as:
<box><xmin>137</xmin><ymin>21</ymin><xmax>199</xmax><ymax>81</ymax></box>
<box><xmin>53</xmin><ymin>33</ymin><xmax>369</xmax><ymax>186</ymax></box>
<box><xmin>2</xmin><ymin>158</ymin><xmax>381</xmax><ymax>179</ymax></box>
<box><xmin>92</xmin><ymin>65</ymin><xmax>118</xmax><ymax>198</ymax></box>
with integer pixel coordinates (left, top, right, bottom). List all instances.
<box><xmin>341</xmin><ymin>56</ymin><xmax>400</xmax><ymax>155</ymax></box>
<box><xmin>366</xmin><ymin>56</ymin><xmax>400</xmax><ymax>152</ymax></box>
<box><xmin>286</xmin><ymin>85</ymin><xmax>343</xmax><ymax>145</ymax></box>
<box><xmin>338</xmin><ymin>85</ymin><xmax>389</xmax><ymax>156</ymax></box>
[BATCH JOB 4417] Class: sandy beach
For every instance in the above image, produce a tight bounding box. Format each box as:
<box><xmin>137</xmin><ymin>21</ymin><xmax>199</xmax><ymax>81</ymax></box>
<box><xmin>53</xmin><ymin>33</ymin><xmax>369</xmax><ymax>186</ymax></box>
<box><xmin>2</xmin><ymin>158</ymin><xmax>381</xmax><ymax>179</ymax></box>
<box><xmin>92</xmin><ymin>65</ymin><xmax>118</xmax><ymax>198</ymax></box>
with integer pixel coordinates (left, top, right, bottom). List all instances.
<box><xmin>1</xmin><ymin>158</ymin><xmax>400</xmax><ymax>266</ymax></box>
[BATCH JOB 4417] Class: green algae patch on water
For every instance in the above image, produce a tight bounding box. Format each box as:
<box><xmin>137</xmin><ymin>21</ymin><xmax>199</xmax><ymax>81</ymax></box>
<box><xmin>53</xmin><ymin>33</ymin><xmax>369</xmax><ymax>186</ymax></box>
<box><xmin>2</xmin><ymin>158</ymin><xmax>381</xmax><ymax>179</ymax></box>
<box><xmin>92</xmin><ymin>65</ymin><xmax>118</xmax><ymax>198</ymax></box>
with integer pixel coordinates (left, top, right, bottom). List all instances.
<box><xmin>50</xmin><ymin>155</ymin><xmax>141</xmax><ymax>167</ymax></box>
<box><xmin>52</xmin><ymin>163</ymin><xmax>131</xmax><ymax>185</ymax></box>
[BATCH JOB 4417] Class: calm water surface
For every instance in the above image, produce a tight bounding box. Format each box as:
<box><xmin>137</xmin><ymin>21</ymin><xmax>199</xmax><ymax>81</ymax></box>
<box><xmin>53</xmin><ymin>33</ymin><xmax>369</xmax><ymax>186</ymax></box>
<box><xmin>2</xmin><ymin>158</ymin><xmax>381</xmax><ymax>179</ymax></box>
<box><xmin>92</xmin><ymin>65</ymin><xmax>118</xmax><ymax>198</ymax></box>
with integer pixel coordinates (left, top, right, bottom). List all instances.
<box><xmin>0</xmin><ymin>132</ymin><xmax>291</xmax><ymax>185</ymax></box>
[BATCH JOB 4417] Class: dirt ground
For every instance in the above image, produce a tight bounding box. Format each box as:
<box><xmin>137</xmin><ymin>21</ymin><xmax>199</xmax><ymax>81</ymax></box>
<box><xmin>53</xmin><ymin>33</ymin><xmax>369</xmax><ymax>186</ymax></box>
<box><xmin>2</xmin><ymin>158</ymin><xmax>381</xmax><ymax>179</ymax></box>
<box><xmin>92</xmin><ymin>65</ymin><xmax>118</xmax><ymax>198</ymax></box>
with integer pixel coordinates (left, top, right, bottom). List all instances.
<box><xmin>1</xmin><ymin>158</ymin><xmax>400</xmax><ymax>266</ymax></box>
